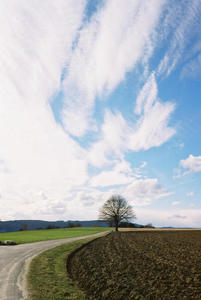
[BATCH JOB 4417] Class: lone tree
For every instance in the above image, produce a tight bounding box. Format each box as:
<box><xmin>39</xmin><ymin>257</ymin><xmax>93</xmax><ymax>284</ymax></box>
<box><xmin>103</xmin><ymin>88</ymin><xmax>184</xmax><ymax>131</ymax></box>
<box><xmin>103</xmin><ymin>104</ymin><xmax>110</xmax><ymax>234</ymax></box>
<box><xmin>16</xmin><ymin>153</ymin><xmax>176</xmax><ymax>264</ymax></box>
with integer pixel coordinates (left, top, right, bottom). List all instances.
<box><xmin>99</xmin><ymin>194</ymin><xmax>135</xmax><ymax>231</ymax></box>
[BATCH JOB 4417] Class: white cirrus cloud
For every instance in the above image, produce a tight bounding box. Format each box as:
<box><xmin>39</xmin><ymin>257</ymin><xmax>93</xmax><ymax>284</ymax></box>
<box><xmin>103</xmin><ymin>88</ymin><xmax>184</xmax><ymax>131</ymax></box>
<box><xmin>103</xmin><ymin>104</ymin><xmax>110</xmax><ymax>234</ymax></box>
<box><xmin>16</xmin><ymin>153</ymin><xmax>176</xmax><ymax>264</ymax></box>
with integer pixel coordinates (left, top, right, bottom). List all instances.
<box><xmin>181</xmin><ymin>53</ymin><xmax>201</xmax><ymax>79</ymax></box>
<box><xmin>135</xmin><ymin>209</ymin><xmax>201</xmax><ymax>228</ymax></box>
<box><xmin>180</xmin><ymin>154</ymin><xmax>201</xmax><ymax>174</ymax></box>
<box><xmin>171</xmin><ymin>201</ymin><xmax>181</xmax><ymax>206</ymax></box>
<box><xmin>128</xmin><ymin>73</ymin><xmax>175</xmax><ymax>151</ymax></box>
<box><xmin>123</xmin><ymin>178</ymin><xmax>171</xmax><ymax>206</ymax></box>
<box><xmin>135</xmin><ymin>73</ymin><xmax>158</xmax><ymax>115</ymax></box>
<box><xmin>0</xmin><ymin>0</ymin><xmax>89</xmax><ymax>220</ymax></box>
<box><xmin>187</xmin><ymin>191</ymin><xmax>194</xmax><ymax>197</ymax></box>
<box><xmin>88</xmin><ymin>110</ymin><xmax>131</xmax><ymax>167</ymax></box>
<box><xmin>0</xmin><ymin>0</ymin><xmax>86</xmax><ymax>107</ymax></box>
<box><xmin>157</xmin><ymin>0</ymin><xmax>201</xmax><ymax>77</ymax></box>
<box><xmin>88</xmin><ymin>73</ymin><xmax>175</xmax><ymax>167</ymax></box>
<box><xmin>0</xmin><ymin>1</ymin><xmax>197</xmax><ymax>223</ymax></box>
<box><xmin>89</xmin><ymin>160</ymin><xmax>137</xmax><ymax>187</ymax></box>
<box><xmin>170</xmin><ymin>214</ymin><xmax>187</xmax><ymax>219</ymax></box>
<box><xmin>62</xmin><ymin>0</ymin><xmax>165</xmax><ymax>137</ymax></box>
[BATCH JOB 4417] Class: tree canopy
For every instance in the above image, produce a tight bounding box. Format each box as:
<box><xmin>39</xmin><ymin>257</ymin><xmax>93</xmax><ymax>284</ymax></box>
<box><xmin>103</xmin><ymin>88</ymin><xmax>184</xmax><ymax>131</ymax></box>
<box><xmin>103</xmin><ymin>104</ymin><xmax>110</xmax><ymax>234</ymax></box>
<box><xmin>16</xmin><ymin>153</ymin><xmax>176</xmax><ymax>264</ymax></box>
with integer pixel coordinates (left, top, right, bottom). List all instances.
<box><xmin>99</xmin><ymin>194</ymin><xmax>135</xmax><ymax>231</ymax></box>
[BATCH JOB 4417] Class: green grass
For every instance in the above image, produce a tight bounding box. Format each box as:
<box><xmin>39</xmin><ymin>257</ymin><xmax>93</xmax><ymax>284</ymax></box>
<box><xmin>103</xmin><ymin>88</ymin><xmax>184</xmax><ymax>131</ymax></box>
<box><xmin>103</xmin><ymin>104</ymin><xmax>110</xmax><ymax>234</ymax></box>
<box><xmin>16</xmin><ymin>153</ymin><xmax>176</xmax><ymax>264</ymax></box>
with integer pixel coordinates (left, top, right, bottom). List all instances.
<box><xmin>27</xmin><ymin>237</ymin><xmax>98</xmax><ymax>300</ymax></box>
<box><xmin>0</xmin><ymin>227</ymin><xmax>109</xmax><ymax>244</ymax></box>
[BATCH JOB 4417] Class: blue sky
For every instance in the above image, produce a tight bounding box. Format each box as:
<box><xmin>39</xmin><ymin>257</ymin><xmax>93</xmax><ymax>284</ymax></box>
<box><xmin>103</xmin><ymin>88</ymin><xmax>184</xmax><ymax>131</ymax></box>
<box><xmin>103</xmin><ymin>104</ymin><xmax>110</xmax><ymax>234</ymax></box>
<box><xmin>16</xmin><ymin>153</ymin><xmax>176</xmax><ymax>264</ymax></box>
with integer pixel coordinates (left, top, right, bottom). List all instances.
<box><xmin>0</xmin><ymin>0</ymin><xmax>201</xmax><ymax>227</ymax></box>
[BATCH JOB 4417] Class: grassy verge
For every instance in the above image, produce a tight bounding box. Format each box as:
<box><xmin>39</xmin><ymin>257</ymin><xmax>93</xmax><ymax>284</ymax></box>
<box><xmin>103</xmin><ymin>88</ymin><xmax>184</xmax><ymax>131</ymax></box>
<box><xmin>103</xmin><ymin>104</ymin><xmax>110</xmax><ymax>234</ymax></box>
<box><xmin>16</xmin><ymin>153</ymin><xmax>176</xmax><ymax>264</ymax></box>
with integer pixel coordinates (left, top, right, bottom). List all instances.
<box><xmin>27</xmin><ymin>237</ymin><xmax>98</xmax><ymax>300</ymax></box>
<box><xmin>0</xmin><ymin>227</ymin><xmax>109</xmax><ymax>244</ymax></box>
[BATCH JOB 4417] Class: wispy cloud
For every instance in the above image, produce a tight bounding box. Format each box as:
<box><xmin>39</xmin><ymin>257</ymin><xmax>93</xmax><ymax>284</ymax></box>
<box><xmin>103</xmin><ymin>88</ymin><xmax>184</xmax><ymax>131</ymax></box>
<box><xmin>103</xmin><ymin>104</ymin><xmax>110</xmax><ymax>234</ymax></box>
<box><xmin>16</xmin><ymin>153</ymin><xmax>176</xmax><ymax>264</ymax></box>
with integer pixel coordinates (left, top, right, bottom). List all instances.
<box><xmin>61</xmin><ymin>0</ymin><xmax>165</xmax><ymax>137</ymax></box>
<box><xmin>174</xmin><ymin>154</ymin><xmax>201</xmax><ymax>178</ymax></box>
<box><xmin>89</xmin><ymin>160</ymin><xmax>138</xmax><ymax>187</ymax></box>
<box><xmin>136</xmin><ymin>209</ymin><xmax>201</xmax><ymax>227</ymax></box>
<box><xmin>0</xmin><ymin>1</ymin><xmax>200</xmax><ymax>226</ymax></box>
<box><xmin>0</xmin><ymin>0</ymin><xmax>88</xmax><ymax>220</ymax></box>
<box><xmin>171</xmin><ymin>201</ymin><xmax>181</xmax><ymax>206</ymax></box>
<box><xmin>88</xmin><ymin>73</ymin><xmax>175</xmax><ymax>168</ymax></box>
<box><xmin>157</xmin><ymin>0</ymin><xmax>201</xmax><ymax>77</ymax></box>
<box><xmin>180</xmin><ymin>154</ymin><xmax>201</xmax><ymax>174</ymax></box>
<box><xmin>88</xmin><ymin>110</ymin><xmax>131</xmax><ymax>167</ymax></box>
<box><xmin>128</xmin><ymin>73</ymin><xmax>175</xmax><ymax>151</ymax></box>
<box><xmin>187</xmin><ymin>191</ymin><xmax>194</xmax><ymax>197</ymax></box>
<box><xmin>123</xmin><ymin>178</ymin><xmax>171</xmax><ymax>206</ymax></box>
<box><xmin>181</xmin><ymin>53</ymin><xmax>201</xmax><ymax>79</ymax></box>
<box><xmin>169</xmin><ymin>214</ymin><xmax>187</xmax><ymax>220</ymax></box>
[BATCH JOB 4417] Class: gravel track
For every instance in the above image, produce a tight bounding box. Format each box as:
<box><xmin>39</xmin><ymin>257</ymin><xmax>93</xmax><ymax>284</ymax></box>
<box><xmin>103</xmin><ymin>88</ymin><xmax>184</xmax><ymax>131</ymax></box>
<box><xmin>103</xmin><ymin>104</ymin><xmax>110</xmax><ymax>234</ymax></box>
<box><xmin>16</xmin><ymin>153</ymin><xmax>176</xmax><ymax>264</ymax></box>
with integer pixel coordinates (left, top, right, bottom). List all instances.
<box><xmin>0</xmin><ymin>232</ymin><xmax>108</xmax><ymax>300</ymax></box>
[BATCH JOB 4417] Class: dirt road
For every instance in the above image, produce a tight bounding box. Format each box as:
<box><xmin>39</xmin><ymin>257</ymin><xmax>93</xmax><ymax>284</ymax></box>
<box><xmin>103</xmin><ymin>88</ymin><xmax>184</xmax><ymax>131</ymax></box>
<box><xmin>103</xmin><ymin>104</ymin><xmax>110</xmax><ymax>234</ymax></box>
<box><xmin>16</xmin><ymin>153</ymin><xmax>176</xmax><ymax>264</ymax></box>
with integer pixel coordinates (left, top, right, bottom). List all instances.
<box><xmin>0</xmin><ymin>232</ymin><xmax>107</xmax><ymax>300</ymax></box>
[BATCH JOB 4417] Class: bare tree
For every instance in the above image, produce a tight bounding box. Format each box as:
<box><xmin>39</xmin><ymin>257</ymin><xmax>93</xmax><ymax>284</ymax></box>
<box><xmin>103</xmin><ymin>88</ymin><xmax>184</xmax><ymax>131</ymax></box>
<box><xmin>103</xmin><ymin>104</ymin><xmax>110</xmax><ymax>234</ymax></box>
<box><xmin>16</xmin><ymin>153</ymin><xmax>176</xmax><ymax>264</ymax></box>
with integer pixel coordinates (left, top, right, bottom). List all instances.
<box><xmin>99</xmin><ymin>194</ymin><xmax>136</xmax><ymax>231</ymax></box>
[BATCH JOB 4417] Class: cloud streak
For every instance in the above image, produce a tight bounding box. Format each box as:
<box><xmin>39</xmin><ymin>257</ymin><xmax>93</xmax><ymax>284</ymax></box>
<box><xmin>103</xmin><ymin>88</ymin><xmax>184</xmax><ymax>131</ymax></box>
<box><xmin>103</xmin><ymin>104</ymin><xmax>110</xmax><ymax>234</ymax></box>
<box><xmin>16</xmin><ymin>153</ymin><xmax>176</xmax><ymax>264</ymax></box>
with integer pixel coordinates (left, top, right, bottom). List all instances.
<box><xmin>0</xmin><ymin>1</ymin><xmax>200</xmax><ymax>228</ymax></box>
<box><xmin>129</xmin><ymin>73</ymin><xmax>175</xmax><ymax>151</ymax></box>
<box><xmin>62</xmin><ymin>0</ymin><xmax>165</xmax><ymax>137</ymax></box>
<box><xmin>180</xmin><ymin>155</ymin><xmax>201</xmax><ymax>174</ymax></box>
<box><xmin>123</xmin><ymin>178</ymin><xmax>171</xmax><ymax>206</ymax></box>
<box><xmin>157</xmin><ymin>0</ymin><xmax>201</xmax><ymax>77</ymax></box>
<box><xmin>0</xmin><ymin>0</ymin><xmax>88</xmax><ymax>220</ymax></box>
<box><xmin>88</xmin><ymin>73</ymin><xmax>175</xmax><ymax>168</ymax></box>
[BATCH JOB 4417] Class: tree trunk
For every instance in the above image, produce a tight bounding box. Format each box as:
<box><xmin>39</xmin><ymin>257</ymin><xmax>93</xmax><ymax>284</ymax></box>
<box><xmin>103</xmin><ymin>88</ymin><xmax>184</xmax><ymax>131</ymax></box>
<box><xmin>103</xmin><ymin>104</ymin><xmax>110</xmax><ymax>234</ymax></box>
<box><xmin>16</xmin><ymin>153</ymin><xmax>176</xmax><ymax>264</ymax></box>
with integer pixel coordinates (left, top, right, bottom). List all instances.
<box><xmin>115</xmin><ymin>223</ymin><xmax>118</xmax><ymax>231</ymax></box>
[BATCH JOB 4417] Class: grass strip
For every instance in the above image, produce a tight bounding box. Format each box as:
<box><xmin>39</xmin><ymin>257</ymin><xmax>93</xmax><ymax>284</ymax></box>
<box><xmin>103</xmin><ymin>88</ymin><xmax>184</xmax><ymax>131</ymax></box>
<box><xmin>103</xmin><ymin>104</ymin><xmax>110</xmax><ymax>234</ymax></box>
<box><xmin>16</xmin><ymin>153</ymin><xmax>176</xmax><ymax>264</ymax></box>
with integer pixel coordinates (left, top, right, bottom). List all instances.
<box><xmin>27</xmin><ymin>238</ymin><xmax>98</xmax><ymax>300</ymax></box>
<box><xmin>0</xmin><ymin>227</ymin><xmax>109</xmax><ymax>244</ymax></box>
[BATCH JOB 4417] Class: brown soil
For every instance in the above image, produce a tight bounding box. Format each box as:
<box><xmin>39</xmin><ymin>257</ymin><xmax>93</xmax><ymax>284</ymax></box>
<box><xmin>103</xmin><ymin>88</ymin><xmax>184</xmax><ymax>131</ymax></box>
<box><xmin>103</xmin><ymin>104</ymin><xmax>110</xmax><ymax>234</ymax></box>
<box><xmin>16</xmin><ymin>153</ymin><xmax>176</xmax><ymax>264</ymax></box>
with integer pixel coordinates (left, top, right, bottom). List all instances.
<box><xmin>67</xmin><ymin>231</ymin><xmax>201</xmax><ymax>299</ymax></box>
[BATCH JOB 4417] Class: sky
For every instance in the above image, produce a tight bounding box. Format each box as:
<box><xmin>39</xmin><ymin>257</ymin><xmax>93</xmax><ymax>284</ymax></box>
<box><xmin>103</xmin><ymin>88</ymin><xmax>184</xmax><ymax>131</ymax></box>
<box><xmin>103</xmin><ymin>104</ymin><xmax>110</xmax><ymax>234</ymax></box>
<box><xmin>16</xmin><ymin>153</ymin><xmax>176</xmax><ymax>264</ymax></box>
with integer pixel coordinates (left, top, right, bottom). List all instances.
<box><xmin>0</xmin><ymin>0</ymin><xmax>201</xmax><ymax>227</ymax></box>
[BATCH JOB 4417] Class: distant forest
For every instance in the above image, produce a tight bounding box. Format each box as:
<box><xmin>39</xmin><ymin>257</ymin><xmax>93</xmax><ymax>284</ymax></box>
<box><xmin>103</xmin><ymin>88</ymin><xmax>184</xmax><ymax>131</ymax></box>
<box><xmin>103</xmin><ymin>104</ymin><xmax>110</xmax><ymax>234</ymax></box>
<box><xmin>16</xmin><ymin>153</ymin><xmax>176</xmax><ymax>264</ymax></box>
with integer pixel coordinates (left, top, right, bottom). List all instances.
<box><xmin>0</xmin><ymin>220</ymin><xmax>146</xmax><ymax>233</ymax></box>
<box><xmin>0</xmin><ymin>220</ymin><xmax>108</xmax><ymax>233</ymax></box>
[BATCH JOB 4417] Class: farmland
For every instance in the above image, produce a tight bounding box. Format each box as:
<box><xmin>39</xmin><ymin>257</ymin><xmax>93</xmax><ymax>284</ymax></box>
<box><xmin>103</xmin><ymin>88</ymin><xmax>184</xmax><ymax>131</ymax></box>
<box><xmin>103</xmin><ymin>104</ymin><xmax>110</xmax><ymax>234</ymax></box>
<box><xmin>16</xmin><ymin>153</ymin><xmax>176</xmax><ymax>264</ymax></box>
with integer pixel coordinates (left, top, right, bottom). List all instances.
<box><xmin>0</xmin><ymin>227</ymin><xmax>109</xmax><ymax>244</ymax></box>
<box><xmin>68</xmin><ymin>231</ymin><xmax>201</xmax><ymax>299</ymax></box>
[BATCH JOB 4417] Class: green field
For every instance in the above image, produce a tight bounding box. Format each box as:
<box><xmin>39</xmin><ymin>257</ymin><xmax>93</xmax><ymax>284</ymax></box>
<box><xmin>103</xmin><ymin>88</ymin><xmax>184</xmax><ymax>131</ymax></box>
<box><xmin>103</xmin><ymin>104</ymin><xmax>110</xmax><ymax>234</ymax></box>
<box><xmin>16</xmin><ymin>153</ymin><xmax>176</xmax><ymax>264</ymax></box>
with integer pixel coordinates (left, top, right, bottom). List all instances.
<box><xmin>0</xmin><ymin>227</ymin><xmax>109</xmax><ymax>244</ymax></box>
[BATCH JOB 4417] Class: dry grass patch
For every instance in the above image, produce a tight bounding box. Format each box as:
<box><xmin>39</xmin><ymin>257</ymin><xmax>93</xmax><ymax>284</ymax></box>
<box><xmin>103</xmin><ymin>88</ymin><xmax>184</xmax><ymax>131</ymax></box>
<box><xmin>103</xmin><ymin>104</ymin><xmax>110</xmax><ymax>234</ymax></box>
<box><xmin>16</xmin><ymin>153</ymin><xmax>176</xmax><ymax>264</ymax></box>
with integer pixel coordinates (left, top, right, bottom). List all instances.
<box><xmin>119</xmin><ymin>228</ymin><xmax>201</xmax><ymax>231</ymax></box>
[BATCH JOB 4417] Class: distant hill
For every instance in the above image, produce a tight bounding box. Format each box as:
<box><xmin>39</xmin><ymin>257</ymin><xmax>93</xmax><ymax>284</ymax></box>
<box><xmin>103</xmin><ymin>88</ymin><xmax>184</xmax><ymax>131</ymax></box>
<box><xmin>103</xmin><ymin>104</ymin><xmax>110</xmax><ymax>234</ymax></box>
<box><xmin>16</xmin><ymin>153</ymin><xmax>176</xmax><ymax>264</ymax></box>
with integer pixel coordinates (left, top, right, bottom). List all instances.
<box><xmin>0</xmin><ymin>220</ymin><xmax>109</xmax><ymax>233</ymax></box>
<box><xmin>0</xmin><ymin>220</ymin><xmax>145</xmax><ymax>233</ymax></box>
<box><xmin>160</xmin><ymin>227</ymin><xmax>198</xmax><ymax>229</ymax></box>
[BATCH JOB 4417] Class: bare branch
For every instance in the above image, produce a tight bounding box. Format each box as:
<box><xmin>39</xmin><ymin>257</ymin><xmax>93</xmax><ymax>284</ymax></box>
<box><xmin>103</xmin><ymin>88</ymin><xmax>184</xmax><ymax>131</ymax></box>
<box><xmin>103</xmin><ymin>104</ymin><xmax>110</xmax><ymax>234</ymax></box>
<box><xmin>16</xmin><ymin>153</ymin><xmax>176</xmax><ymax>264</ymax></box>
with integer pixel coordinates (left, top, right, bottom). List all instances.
<box><xmin>98</xmin><ymin>194</ymin><xmax>136</xmax><ymax>231</ymax></box>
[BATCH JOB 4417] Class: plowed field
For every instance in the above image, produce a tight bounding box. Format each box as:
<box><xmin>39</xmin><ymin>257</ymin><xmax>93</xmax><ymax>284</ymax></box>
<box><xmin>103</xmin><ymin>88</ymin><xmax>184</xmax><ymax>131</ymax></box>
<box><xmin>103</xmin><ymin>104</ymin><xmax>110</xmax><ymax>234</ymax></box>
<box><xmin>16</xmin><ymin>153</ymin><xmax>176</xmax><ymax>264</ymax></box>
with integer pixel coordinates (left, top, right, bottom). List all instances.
<box><xmin>67</xmin><ymin>231</ymin><xmax>201</xmax><ymax>299</ymax></box>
